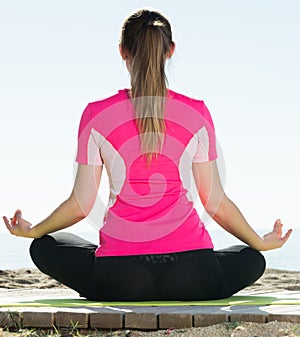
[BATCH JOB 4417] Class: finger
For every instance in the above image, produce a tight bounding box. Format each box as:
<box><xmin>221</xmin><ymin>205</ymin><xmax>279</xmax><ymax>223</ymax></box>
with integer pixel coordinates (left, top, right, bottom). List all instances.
<box><xmin>274</xmin><ymin>219</ymin><xmax>282</xmax><ymax>236</ymax></box>
<box><xmin>3</xmin><ymin>216</ymin><xmax>10</xmax><ymax>226</ymax></box>
<box><xmin>12</xmin><ymin>209</ymin><xmax>22</xmax><ymax>224</ymax></box>
<box><xmin>12</xmin><ymin>213</ymin><xmax>17</xmax><ymax>225</ymax></box>
<box><xmin>3</xmin><ymin>216</ymin><xmax>13</xmax><ymax>233</ymax></box>
<box><xmin>281</xmin><ymin>229</ymin><xmax>293</xmax><ymax>244</ymax></box>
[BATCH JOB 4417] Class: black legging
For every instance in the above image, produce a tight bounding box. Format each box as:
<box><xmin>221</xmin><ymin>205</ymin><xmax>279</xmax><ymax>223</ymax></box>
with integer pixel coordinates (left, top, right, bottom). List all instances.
<box><xmin>29</xmin><ymin>232</ymin><xmax>266</xmax><ymax>301</ymax></box>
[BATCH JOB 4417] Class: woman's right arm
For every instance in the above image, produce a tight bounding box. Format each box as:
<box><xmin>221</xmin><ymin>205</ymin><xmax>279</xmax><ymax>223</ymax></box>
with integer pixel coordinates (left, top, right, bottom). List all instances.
<box><xmin>192</xmin><ymin>160</ymin><xmax>292</xmax><ymax>251</ymax></box>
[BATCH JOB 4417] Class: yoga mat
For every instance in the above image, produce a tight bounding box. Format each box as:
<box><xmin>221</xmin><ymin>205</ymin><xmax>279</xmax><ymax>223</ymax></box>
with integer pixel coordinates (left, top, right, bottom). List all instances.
<box><xmin>2</xmin><ymin>295</ymin><xmax>300</xmax><ymax>307</ymax></box>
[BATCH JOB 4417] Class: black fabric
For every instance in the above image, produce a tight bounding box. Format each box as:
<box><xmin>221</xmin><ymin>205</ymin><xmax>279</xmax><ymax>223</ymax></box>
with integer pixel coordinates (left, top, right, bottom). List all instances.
<box><xmin>30</xmin><ymin>232</ymin><xmax>266</xmax><ymax>301</ymax></box>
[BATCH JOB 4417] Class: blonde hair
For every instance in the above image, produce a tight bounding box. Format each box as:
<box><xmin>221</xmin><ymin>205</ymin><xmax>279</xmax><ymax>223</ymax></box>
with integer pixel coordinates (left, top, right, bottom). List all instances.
<box><xmin>120</xmin><ymin>9</ymin><xmax>174</xmax><ymax>167</ymax></box>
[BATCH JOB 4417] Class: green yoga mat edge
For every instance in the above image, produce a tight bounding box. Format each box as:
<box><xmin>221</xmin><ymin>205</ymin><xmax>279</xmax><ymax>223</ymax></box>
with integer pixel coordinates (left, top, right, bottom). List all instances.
<box><xmin>1</xmin><ymin>295</ymin><xmax>300</xmax><ymax>307</ymax></box>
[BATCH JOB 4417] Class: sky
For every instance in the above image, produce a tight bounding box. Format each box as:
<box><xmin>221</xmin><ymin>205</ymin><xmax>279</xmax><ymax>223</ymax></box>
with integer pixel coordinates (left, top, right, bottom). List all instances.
<box><xmin>0</xmin><ymin>0</ymin><xmax>299</xmax><ymax>240</ymax></box>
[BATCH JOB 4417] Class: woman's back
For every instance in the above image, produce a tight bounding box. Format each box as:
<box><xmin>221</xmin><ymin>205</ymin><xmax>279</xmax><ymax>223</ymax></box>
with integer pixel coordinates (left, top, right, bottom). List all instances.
<box><xmin>76</xmin><ymin>88</ymin><xmax>217</xmax><ymax>256</ymax></box>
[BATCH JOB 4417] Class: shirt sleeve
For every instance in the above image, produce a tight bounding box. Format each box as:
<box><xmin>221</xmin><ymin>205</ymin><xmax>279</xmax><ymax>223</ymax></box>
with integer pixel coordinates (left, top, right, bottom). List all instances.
<box><xmin>192</xmin><ymin>102</ymin><xmax>218</xmax><ymax>163</ymax></box>
<box><xmin>75</xmin><ymin>103</ymin><xmax>104</xmax><ymax>165</ymax></box>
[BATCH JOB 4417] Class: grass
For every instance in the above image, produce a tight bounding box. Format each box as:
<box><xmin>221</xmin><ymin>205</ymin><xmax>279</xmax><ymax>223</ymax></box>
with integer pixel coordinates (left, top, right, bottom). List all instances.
<box><xmin>0</xmin><ymin>327</ymin><xmax>134</xmax><ymax>337</ymax></box>
<box><xmin>225</xmin><ymin>320</ymin><xmax>240</xmax><ymax>330</ymax></box>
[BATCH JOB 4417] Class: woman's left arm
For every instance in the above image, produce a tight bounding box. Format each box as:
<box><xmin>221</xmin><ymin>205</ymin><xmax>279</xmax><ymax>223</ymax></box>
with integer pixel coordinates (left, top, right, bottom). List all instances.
<box><xmin>3</xmin><ymin>164</ymin><xmax>103</xmax><ymax>238</ymax></box>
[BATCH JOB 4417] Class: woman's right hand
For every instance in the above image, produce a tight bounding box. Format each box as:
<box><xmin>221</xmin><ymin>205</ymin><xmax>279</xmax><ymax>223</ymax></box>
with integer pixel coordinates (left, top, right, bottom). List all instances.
<box><xmin>260</xmin><ymin>219</ymin><xmax>293</xmax><ymax>251</ymax></box>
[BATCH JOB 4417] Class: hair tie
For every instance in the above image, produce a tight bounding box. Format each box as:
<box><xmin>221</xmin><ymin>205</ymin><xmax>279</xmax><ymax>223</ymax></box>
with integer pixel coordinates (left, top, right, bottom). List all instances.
<box><xmin>143</xmin><ymin>12</ymin><xmax>156</xmax><ymax>28</ymax></box>
<box><xmin>147</xmin><ymin>18</ymin><xmax>154</xmax><ymax>25</ymax></box>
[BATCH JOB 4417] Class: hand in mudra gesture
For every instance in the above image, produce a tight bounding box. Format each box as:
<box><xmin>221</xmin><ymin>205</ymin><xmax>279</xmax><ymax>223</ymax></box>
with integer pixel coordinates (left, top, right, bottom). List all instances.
<box><xmin>261</xmin><ymin>219</ymin><xmax>292</xmax><ymax>251</ymax></box>
<box><xmin>3</xmin><ymin>209</ymin><xmax>34</xmax><ymax>238</ymax></box>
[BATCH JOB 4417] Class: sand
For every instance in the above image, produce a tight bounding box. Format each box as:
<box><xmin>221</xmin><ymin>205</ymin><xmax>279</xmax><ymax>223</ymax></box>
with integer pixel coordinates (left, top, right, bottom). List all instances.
<box><xmin>1</xmin><ymin>268</ymin><xmax>300</xmax><ymax>336</ymax></box>
<box><xmin>0</xmin><ymin>268</ymin><xmax>300</xmax><ymax>292</ymax></box>
<box><xmin>0</xmin><ymin>269</ymin><xmax>66</xmax><ymax>289</ymax></box>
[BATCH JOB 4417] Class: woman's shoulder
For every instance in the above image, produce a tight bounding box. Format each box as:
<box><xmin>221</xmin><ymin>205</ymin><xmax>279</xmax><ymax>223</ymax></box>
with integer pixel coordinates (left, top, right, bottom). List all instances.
<box><xmin>168</xmin><ymin>89</ymin><xmax>208</xmax><ymax>114</ymax></box>
<box><xmin>87</xmin><ymin>89</ymin><xmax>128</xmax><ymax>110</ymax></box>
<box><xmin>168</xmin><ymin>89</ymin><xmax>214</xmax><ymax>126</ymax></box>
<box><xmin>168</xmin><ymin>89</ymin><xmax>205</xmax><ymax>106</ymax></box>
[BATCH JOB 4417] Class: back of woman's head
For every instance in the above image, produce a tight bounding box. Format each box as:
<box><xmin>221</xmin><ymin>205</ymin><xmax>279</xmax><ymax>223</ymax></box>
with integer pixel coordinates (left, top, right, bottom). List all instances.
<box><xmin>120</xmin><ymin>9</ymin><xmax>174</xmax><ymax>167</ymax></box>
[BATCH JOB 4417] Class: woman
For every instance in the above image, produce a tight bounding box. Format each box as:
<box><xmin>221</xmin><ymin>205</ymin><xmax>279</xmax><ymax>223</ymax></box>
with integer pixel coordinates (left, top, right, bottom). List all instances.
<box><xmin>3</xmin><ymin>9</ymin><xmax>292</xmax><ymax>301</ymax></box>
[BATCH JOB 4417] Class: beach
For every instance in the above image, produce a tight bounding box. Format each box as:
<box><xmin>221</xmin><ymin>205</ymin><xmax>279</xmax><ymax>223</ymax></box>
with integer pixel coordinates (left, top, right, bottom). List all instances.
<box><xmin>1</xmin><ymin>268</ymin><xmax>300</xmax><ymax>292</ymax></box>
<box><xmin>1</xmin><ymin>268</ymin><xmax>300</xmax><ymax>336</ymax></box>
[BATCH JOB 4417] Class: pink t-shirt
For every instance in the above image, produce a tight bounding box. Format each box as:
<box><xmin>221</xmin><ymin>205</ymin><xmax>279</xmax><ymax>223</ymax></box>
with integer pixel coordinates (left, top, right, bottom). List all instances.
<box><xmin>76</xmin><ymin>89</ymin><xmax>217</xmax><ymax>257</ymax></box>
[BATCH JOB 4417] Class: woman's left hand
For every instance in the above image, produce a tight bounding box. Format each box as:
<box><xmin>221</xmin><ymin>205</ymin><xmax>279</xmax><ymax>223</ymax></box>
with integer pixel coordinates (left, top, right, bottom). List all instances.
<box><xmin>261</xmin><ymin>219</ymin><xmax>293</xmax><ymax>251</ymax></box>
<box><xmin>2</xmin><ymin>209</ymin><xmax>34</xmax><ymax>238</ymax></box>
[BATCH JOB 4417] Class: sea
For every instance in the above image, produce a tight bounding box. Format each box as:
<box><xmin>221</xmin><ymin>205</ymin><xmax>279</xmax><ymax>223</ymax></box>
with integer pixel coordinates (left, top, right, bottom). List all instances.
<box><xmin>0</xmin><ymin>228</ymin><xmax>299</xmax><ymax>271</ymax></box>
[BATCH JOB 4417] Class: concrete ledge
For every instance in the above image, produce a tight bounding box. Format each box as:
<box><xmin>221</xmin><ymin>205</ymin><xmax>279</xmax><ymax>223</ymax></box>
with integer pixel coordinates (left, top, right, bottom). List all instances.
<box><xmin>194</xmin><ymin>313</ymin><xmax>227</xmax><ymax>327</ymax></box>
<box><xmin>90</xmin><ymin>312</ymin><xmax>123</xmax><ymax>329</ymax></box>
<box><xmin>0</xmin><ymin>310</ymin><xmax>22</xmax><ymax>328</ymax></box>
<box><xmin>159</xmin><ymin>313</ymin><xmax>193</xmax><ymax>329</ymax></box>
<box><xmin>22</xmin><ymin>311</ymin><xmax>54</xmax><ymax>328</ymax></box>
<box><xmin>230</xmin><ymin>313</ymin><xmax>267</xmax><ymax>323</ymax></box>
<box><xmin>268</xmin><ymin>314</ymin><xmax>300</xmax><ymax>323</ymax></box>
<box><xmin>55</xmin><ymin>312</ymin><xmax>89</xmax><ymax>328</ymax></box>
<box><xmin>1</xmin><ymin>309</ymin><xmax>300</xmax><ymax>330</ymax></box>
<box><xmin>125</xmin><ymin>312</ymin><xmax>157</xmax><ymax>330</ymax></box>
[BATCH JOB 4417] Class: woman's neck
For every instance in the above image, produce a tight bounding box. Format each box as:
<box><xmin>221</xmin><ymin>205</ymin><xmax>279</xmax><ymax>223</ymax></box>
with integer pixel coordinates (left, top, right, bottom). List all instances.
<box><xmin>126</xmin><ymin>88</ymin><xmax>170</xmax><ymax>99</ymax></box>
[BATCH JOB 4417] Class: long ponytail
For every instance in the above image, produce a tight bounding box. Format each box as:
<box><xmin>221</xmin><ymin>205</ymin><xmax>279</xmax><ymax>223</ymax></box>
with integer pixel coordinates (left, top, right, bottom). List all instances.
<box><xmin>120</xmin><ymin>10</ymin><xmax>174</xmax><ymax>167</ymax></box>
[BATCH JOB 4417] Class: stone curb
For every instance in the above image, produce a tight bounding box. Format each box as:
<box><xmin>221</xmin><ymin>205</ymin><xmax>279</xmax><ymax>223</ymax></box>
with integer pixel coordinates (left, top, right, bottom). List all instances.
<box><xmin>1</xmin><ymin>306</ymin><xmax>300</xmax><ymax>330</ymax></box>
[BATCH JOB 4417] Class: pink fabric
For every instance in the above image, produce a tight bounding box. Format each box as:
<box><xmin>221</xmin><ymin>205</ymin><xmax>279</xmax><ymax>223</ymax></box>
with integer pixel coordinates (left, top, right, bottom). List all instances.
<box><xmin>76</xmin><ymin>89</ymin><xmax>217</xmax><ymax>256</ymax></box>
